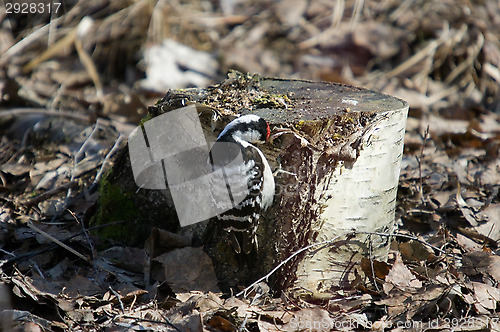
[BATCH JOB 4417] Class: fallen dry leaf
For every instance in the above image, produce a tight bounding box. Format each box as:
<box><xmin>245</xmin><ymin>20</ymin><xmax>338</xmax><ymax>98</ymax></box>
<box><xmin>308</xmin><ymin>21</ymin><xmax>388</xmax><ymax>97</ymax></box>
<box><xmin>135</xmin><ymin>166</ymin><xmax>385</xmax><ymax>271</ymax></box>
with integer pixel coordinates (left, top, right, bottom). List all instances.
<box><xmin>360</xmin><ymin>257</ymin><xmax>391</xmax><ymax>281</ymax></box>
<box><xmin>153</xmin><ymin>247</ymin><xmax>220</xmax><ymax>293</ymax></box>
<box><xmin>399</xmin><ymin>240</ymin><xmax>436</xmax><ymax>262</ymax></box>
<box><xmin>383</xmin><ymin>254</ymin><xmax>423</xmax><ymax>294</ymax></box>
<box><xmin>0</xmin><ymin>163</ymin><xmax>33</xmax><ymax>176</ymax></box>
<box><xmin>282</xmin><ymin>308</ymin><xmax>335</xmax><ymax>332</ymax></box>
<box><xmin>461</xmin><ymin>251</ymin><xmax>500</xmax><ymax>282</ymax></box>
<box><xmin>464</xmin><ymin>281</ymin><xmax>500</xmax><ymax>314</ymax></box>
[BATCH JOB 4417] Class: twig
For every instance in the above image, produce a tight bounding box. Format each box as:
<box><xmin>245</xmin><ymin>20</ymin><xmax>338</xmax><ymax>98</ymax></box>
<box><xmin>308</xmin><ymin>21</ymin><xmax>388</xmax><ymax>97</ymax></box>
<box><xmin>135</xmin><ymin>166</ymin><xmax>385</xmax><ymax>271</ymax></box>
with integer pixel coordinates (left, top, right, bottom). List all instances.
<box><xmin>27</xmin><ymin>221</ymin><xmax>90</xmax><ymax>262</ymax></box>
<box><xmin>0</xmin><ymin>248</ymin><xmax>15</xmax><ymax>258</ymax></box>
<box><xmin>367</xmin><ymin>235</ymin><xmax>381</xmax><ymax>292</ymax></box>
<box><xmin>0</xmin><ymin>171</ymin><xmax>7</xmax><ymax>187</ymax></box>
<box><xmin>158</xmin><ymin>312</ymin><xmax>184</xmax><ymax>332</ymax></box>
<box><xmin>354</xmin><ymin>230</ymin><xmax>461</xmax><ymax>258</ymax></box>
<box><xmin>68</xmin><ymin>209</ymin><xmax>95</xmax><ymax>259</ymax></box>
<box><xmin>88</xmin><ymin>133</ymin><xmax>126</xmax><ymax>193</ymax></box>
<box><xmin>348</xmin><ymin>0</ymin><xmax>364</xmax><ymax>29</ymax></box>
<box><xmin>75</xmin><ymin>17</ymin><xmax>104</xmax><ymax>100</ymax></box>
<box><xmin>329</xmin><ymin>294</ymin><xmax>362</xmax><ymax>303</ymax></box>
<box><xmin>5</xmin><ymin>221</ymin><xmax>126</xmax><ymax>265</ymax></box>
<box><xmin>386</xmin><ymin>30</ymin><xmax>445</xmax><ymax>78</ymax></box>
<box><xmin>0</xmin><ymin>109</ymin><xmax>135</xmax><ymax>135</ymax></box>
<box><xmin>20</xmin><ymin>181</ymin><xmax>78</xmax><ymax>208</ymax></box>
<box><xmin>236</xmin><ymin>233</ymin><xmax>349</xmax><ymax>297</ymax></box>
<box><xmin>457</xmin><ymin>227</ymin><xmax>497</xmax><ymax>248</ymax></box>
<box><xmin>75</xmin><ymin>119</ymin><xmax>101</xmax><ymax>165</ymax></box>
<box><xmin>119</xmin><ymin>315</ymin><xmax>183</xmax><ymax>331</ymax></box>
<box><xmin>330</xmin><ymin>0</ymin><xmax>345</xmax><ymax>28</ymax></box>
<box><xmin>239</xmin><ymin>313</ymin><xmax>249</xmax><ymax>332</ymax></box>
<box><xmin>49</xmin><ymin>120</ymin><xmax>102</xmax><ymax>222</ymax></box>
<box><xmin>109</xmin><ymin>285</ymin><xmax>125</xmax><ymax>313</ymax></box>
<box><xmin>238</xmin><ymin>228</ymin><xmax>461</xmax><ymax>298</ymax></box>
<box><xmin>23</xmin><ymin>28</ymin><xmax>78</xmax><ymax>72</ymax></box>
<box><xmin>0</xmin><ymin>108</ymin><xmax>91</xmax><ymax>122</ymax></box>
<box><xmin>2</xmin><ymin>15</ymin><xmax>64</xmax><ymax>60</ymax></box>
<box><xmin>129</xmin><ymin>294</ymin><xmax>137</xmax><ymax>312</ymax></box>
<box><xmin>416</xmin><ymin>125</ymin><xmax>429</xmax><ymax>203</ymax></box>
<box><xmin>444</xmin><ymin>29</ymin><xmax>484</xmax><ymax>84</ymax></box>
<box><xmin>100</xmin><ymin>302</ymin><xmax>156</xmax><ymax>327</ymax></box>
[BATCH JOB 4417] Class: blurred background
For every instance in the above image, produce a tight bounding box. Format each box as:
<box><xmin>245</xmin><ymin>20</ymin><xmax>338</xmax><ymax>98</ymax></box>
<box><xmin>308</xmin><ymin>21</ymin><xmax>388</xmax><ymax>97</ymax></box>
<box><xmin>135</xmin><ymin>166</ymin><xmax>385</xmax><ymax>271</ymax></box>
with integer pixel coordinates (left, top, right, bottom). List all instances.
<box><xmin>2</xmin><ymin>0</ymin><xmax>499</xmax><ymax>122</ymax></box>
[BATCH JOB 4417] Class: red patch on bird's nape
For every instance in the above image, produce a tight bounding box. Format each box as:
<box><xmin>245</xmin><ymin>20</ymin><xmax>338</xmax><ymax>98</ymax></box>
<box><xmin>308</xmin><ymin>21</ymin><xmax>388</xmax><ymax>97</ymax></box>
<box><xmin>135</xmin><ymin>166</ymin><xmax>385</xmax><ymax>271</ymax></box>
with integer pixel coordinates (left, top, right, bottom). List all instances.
<box><xmin>266</xmin><ymin>123</ymin><xmax>271</xmax><ymax>141</ymax></box>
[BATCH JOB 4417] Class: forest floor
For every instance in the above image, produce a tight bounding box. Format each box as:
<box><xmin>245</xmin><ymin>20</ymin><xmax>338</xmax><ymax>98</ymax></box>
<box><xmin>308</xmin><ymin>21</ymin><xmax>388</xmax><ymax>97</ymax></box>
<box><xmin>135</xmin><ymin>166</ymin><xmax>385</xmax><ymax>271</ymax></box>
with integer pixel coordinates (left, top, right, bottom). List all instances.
<box><xmin>0</xmin><ymin>0</ymin><xmax>499</xmax><ymax>331</ymax></box>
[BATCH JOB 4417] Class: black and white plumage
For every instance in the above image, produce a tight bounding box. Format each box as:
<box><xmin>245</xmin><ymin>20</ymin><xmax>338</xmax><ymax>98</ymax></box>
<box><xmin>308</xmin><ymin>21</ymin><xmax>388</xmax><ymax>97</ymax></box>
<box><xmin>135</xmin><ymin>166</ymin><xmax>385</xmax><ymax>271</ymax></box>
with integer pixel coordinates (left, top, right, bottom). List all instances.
<box><xmin>209</xmin><ymin>115</ymin><xmax>275</xmax><ymax>254</ymax></box>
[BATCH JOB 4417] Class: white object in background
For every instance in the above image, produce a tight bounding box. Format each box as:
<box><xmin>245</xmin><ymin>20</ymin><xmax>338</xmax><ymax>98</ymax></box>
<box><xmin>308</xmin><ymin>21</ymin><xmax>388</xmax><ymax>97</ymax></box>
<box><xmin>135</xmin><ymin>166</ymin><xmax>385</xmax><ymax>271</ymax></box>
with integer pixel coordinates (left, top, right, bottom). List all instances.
<box><xmin>140</xmin><ymin>39</ymin><xmax>218</xmax><ymax>91</ymax></box>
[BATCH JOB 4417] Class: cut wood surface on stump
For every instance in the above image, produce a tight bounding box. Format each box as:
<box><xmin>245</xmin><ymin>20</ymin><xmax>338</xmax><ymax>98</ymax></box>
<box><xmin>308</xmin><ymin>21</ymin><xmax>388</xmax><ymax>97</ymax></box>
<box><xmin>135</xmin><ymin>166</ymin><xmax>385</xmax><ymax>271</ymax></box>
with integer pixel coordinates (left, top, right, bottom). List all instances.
<box><xmin>94</xmin><ymin>72</ymin><xmax>408</xmax><ymax>293</ymax></box>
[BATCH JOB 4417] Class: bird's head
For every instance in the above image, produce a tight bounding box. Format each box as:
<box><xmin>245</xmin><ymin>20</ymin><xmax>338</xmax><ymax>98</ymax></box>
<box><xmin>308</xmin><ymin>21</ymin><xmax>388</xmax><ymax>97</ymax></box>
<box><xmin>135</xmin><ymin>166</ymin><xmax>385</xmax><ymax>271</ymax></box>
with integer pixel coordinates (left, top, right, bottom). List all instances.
<box><xmin>217</xmin><ymin>114</ymin><xmax>270</xmax><ymax>144</ymax></box>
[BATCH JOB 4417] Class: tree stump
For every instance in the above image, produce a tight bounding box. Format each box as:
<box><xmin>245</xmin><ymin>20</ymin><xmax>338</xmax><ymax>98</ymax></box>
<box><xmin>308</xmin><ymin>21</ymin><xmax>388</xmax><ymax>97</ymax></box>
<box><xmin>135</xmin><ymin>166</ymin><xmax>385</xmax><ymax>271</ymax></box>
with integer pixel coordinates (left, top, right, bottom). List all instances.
<box><xmin>93</xmin><ymin>72</ymin><xmax>408</xmax><ymax>293</ymax></box>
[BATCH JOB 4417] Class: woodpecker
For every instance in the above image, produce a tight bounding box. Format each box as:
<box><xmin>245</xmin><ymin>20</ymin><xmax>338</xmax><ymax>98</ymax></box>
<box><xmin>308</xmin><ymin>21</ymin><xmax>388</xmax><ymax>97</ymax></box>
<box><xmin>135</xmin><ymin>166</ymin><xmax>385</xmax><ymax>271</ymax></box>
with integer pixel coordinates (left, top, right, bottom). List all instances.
<box><xmin>209</xmin><ymin>115</ymin><xmax>275</xmax><ymax>254</ymax></box>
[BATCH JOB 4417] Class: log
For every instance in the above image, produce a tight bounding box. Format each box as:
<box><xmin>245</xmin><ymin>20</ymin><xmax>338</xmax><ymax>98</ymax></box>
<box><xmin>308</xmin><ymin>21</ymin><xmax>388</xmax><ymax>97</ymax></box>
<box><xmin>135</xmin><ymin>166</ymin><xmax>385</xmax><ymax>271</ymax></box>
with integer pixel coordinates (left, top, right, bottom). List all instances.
<box><xmin>92</xmin><ymin>72</ymin><xmax>408</xmax><ymax>293</ymax></box>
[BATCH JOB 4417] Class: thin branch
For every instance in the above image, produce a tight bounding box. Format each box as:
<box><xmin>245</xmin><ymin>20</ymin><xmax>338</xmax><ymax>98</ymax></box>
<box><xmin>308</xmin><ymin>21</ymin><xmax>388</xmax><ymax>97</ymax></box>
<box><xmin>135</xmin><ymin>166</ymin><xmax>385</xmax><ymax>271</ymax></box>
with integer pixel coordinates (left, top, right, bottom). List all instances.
<box><xmin>416</xmin><ymin>125</ymin><xmax>429</xmax><ymax>203</ymax></box>
<box><xmin>236</xmin><ymin>233</ymin><xmax>349</xmax><ymax>298</ymax></box>
<box><xmin>237</xmin><ymin>228</ymin><xmax>462</xmax><ymax>298</ymax></box>
<box><xmin>355</xmin><ymin>230</ymin><xmax>461</xmax><ymax>258</ymax></box>
<box><xmin>75</xmin><ymin>17</ymin><xmax>104</xmax><ymax>100</ymax></box>
<box><xmin>27</xmin><ymin>221</ymin><xmax>90</xmax><ymax>262</ymax></box>
<box><xmin>0</xmin><ymin>108</ymin><xmax>91</xmax><ymax>122</ymax></box>
<box><xmin>5</xmin><ymin>221</ymin><xmax>126</xmax><ymax>265</ymax></box>
<box><xmin>109</xmin><ymin>285</ymin><xmax>125</xmax><ymax>313</ymax></box>
<box><xmin>68</xmin><ymin>209</ymin><xmax>95</xmax><ymax>260</ymax></box>
<box><xmin>157</xmin><ymin>312</ymin><xmax>185</xmax><ymax>332</ymax></box>
<box><xmin>367</xmin><ymin>235</ymin><xmax>381</xmax><ymax>292</ymax></box>
<box><xmin>88</xmin><ymin>133</ymin><xmax>126</xmax><ymax>193</ymax></box>
<box><xmin>117</xmin><ymin>315</ymin><xmax>183</xmax><ymax>331</ymax></box>
<box><xmin>238</xmin><ymin>313</ymin><xmax>249</xmax><ymax>332</ymax></box>
<box><xmin>0</xmin><ymin>171</ymin><xmax>7</xmax><ymax>187</ymax></box>
<box><xmin>74</xmin><ymin>120</ymin><xmax>101</xmax><ymax>165</ymax></box>
<box><xmin>2</xmin><ymin>15</ymin><xmax>64</xmax><ymax>60</ymax></box>
<box><xmin>50</xmin><ymin>119</ymin><xmax>106</xmax><ymax>222</ymax></box>
<box><xmin>20</xmin><ymin>181</ymin><xmax>78</xmax><ymax>208</ymax></box>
